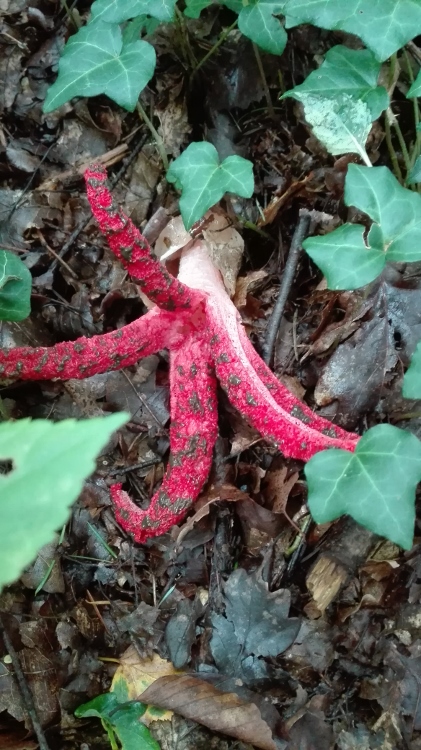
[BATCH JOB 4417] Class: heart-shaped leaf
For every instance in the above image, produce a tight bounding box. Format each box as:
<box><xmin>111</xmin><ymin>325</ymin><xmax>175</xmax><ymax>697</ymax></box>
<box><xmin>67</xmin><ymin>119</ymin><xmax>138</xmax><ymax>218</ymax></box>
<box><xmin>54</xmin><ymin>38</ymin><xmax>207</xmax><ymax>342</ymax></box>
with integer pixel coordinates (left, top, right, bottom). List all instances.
<box><xmin>236</xmin><ymin>0</ymin><xmax>287</xmax><ymax>55</ymax></box>
<box><xmin>184</xmin><ymin>0</ymin><xmax>213</xmax><ymax>17</ymax></box>
<box><xmin>284</xmin><ymin>0</ymin><xmax>421</xmax><ymax>62</ymax></box>
<box><xmin>0</xmin><ymin>414</ymin><xmax>127</xmax><ymax>590</ymax></box>
<box><xmin>345</xmin><ymin>165</ymin><xmax>421</xmax><ymax>262</ymax></box>
<box><xmin>282</xmin><ymin>45</ymin><xmax>388</xmax><ymax>120</ymax></box>
<box><xmin>304</xmin><ymin>164</ymin><xmax>421</xmax><ymax>290</ymax></box>
<box><xmin>43</xmin><ymin>21</ymin><xmax>156</xmax><ymax>113</ymax></box>
<box><xmin>303</xmin><ymin>223</ymin><xmax>385</xmax><ymax>290</ymax></box>
<box><xmin>91</xmin><ymin>0</ymin><xmax>176</xmax><ymax>24</ymax></box>
<box><xmin>76</xmin><ymin>692</ymin><xmax>159</xmax><ymax>750</ymax></box>
<box><xmin>305</xmin><ymin>424</ymin><xmax>421</xmax><ymax>550</ymax></box>
<box><xmin>166</xmin><ymin>142</ymin><xmax>254</xmax><ymax>229</ymax></box>
<box><xmin>0</xmin><ymin>250</ymin><xmax>31</xmax><ymax>322</ymax></box>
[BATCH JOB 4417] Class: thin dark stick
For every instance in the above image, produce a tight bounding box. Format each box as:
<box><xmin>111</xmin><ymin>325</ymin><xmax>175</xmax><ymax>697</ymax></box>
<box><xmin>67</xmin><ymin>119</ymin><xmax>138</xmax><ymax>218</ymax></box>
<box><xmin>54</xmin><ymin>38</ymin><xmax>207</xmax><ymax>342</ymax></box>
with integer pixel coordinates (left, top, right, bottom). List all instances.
<box><xmin>0</xmin><ymin>614</ymin><xmax>50</xmax><ymax>750</ymax></box>
<box><xmin>51</xmin><ymin>133</ymin><xmax>149</xmax><ymax>270</ymax></box>
<box><xmin>262</xmin><ymin>210</ymin><xmax>311</xmax><ymax>366</ymax></box>
<box><xmin>109</xmin><ymin>456</ymin><xmax>162</xmax><ymax>476</ymax></box>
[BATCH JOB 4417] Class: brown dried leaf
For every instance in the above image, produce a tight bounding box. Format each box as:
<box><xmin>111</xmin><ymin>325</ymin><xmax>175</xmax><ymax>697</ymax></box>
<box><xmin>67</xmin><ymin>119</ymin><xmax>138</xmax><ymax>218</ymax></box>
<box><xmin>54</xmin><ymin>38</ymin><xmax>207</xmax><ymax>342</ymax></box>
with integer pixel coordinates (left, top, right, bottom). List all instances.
<box><xmin>0</xmin><ymin>731</ymin><xmax>37</xmax><ymax>750</ymax></box>
<box><xmin>112</xmin><ymin>647</ymin><xmax>178</xmax><ymax>723</ymax></box>
<box><xmin>265</xmin><ymin>466</ymin><xmax>300</xmax><ymax>515</ymax></box>
<box><xmin>233</xmin><ymin>268</ymin><xmax>268</xmax><ymax>309</ymax></box>
<box><xmin>138</xmin><ymin>674</ymin><xmax>278</xmax><ymax>750</ymax></box>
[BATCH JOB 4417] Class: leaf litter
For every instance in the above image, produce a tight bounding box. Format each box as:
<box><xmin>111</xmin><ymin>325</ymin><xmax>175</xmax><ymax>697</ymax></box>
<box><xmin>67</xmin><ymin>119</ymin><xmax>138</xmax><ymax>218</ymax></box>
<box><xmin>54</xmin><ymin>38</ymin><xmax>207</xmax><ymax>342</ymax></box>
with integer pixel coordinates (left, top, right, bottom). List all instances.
<box><xmin>2</xmin><ymin>3</ymin><xmax>421</xmax><ymax>750</ymax></box>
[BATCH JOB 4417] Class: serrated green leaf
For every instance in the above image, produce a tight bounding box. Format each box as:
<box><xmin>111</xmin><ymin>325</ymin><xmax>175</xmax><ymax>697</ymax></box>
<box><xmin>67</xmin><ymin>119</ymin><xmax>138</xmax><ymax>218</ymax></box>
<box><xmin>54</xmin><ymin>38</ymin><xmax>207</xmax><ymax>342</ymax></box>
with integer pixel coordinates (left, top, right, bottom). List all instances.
<box><xmin>0</xmin><ymin>250</ymin><xmax>31</xmax><ymax>322</ymax></box>
<box><xmin>403</xmin><ymin>342</ymin><xmax>421</xmax><ymax>399</ymax></box>
<box><xmin>76</xmin><ymin>692</ymin><xmax>160</xmax><ymax>750</ymax></box>
<box><xmin>0</xmin><ymin>414</ymin><xmax>127</xmax><ymax>590</ymax></box>
<box><xmin>237</xmin><ymin>0</ymin><xmax>287</xmax><ymax>55</ymax></box>
<box><xmin>91</xmin><ymin>0</ymin><xmax>176</xmax><ymax>24</ymax></box>
<box><xmin>297</xmin><ymin>93</ymin><xmax>372</xmax><ymax>161</ymax></box>
<box><xmin>345</xmin><ymin>164</ymin><xmax>421</xmax><ymax>262</ymax></box>
<box><xmin>407</xmin><ymin>155</ymin><xmax>421</xmax><ymax>185</ymax></box>
<box><xmin>184</xmin><ymin>0</ymin><xmax>213</xmax><ymax>18</ymax></box>
<box><xmin>284</xmin><ymin>0</ymin><xmax>421</xmax><ymax>62</ymax></box>
<box><xmin>43</xmin><ymin>21</ymin><xmax>156</xmax><ymax>113</ymax></box>
<box><xmin>303</xmin><ymin>224</ymin><xmax>385</xmax><ymax>290</ymax></box>
<box><xmin>282</xmin><ymin>45</ymin><xmax>388</xmax><ymax>120</ymax></box>
<box><xmin>166</xmin><ymin>142</ymin><xmax>254</xmax><ymax>229</ymax></box>
<box><xmin>305</xmin><ymin>424</ymin><xmax>421</xmax><ymax>550</ymax></box>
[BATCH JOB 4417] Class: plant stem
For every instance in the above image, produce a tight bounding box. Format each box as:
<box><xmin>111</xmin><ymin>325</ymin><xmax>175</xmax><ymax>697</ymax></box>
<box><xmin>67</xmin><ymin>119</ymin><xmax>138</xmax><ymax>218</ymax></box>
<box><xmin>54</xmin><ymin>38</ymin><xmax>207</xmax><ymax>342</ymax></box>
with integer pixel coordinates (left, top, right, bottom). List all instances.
<box><xmin>384</xmin><ymin>112</ymin><xmax>404</xmax><ymax>182</ymax></box>
<box><xmin>359</xmin><ymin>148</ymin><xmax>373</xmax><ymax>168</ymax></box>
<box><xmin>136</xmin><ymin>101</ymin><xmax>169</xmax><ymax>171</ymax></box>
<box><xmin>252</xmin><ymin>42</ymin><xmax>276</xmax><ymax>120</ymax></box>
<box><xmin>404</xmin><ymin>48</ymin><xmax>421</xmax><ymax>171</ymax></box>
<box><xmin>174</xmin><ymin>6</ymin><xmax>197</xmax><ymax>68</ymax></box>
<box><xmin>392</xmin><ymin>115</ymin><xmax>412</xmax><ymax>177</ymax></box>
<box><xmin>192</xmin><ymin>19</ymin><xmax>238</xmax><ymax>75</ymax></box>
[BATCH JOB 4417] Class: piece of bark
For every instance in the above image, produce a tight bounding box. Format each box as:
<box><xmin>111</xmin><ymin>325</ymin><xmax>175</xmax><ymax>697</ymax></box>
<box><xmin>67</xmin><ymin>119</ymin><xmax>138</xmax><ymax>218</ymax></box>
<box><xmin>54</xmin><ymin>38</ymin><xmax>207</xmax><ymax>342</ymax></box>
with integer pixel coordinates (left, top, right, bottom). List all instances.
<box><xmin>306</xmin><ymin>517</ymin><xmax>378</xmax><ymax>614</ymax></box>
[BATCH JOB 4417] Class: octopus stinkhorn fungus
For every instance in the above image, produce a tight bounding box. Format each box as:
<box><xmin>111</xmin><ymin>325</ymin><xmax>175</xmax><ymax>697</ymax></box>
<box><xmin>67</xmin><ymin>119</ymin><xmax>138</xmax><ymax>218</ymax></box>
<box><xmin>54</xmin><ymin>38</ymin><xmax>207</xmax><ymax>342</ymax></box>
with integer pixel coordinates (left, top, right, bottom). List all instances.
<box><xmin>0</xmin><ymin>165</ymin><xmax>359</xmax><ymax>542</ymax></box>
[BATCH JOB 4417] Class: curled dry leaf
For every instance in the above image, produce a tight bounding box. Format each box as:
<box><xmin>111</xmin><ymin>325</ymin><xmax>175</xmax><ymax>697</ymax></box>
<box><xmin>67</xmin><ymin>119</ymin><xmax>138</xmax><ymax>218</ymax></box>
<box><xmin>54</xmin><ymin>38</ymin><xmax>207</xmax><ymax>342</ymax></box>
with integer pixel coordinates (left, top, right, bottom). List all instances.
<box><xmin>138</xmin><ymin>674</ymin><xmax>279</xmax><ymax>750</ymax></box>
<box><xmin>155</xmin><ymin>211</ymin><xmax>244</xmax><ymax>296</ymax></box>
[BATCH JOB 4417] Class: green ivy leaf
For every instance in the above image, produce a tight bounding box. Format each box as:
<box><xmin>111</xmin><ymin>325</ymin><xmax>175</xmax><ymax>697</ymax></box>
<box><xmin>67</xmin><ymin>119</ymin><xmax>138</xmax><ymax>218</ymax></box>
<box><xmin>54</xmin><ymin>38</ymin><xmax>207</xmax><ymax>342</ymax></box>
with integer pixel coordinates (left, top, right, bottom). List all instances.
<box><xmin>296</xmin><ymin>92</ymin><xmax>372</xmax><ymax>162</ymax></box>
<box><xmin>304</xmin><ymin>165</ymin><xmax>421</xmax><ymax>290</ymax></box>
<box><xmin>284</xmin><ymin>0</ymin><xmax>421</xmax><ymax>62</ymax></box>
<box><xmin>403</xmin><ymin>342</ymin><xmax>421</xmax><ymax>399</ymax></box>
<box><xmin>305</xmin><ymin>424</ymin><xmax>421</xmax><ymax>550</ymax></box>
<box><xmin>303</xmin><ymin>224</ymin><xmax>385</xmax><ymax>290</ymax></box>
<box><xmin>236</xmin><ymin>0</ymin><xmax>288</xmax><ymax>55</ymax></box>
<box><xmin>409</xmin><ymin>69</ymin><xmax>421</xmax><ymax>98</ymax></box>
<box><xmin>282</xmin><ymin>45</ymin><xmax>388</xmax><ymax>120</ymax></box>
<box><xmin>91</xmin><ymin>0</ymin><xmax>176</xmax><ymax>24</ymax></box>
<box><xmin>0</xmin><ymin>414</ymin><xmax>127</xmax><ymax>591</ymax></box>
<box><xmin>166</xmin><ymin>142</ymin><xmax>254</xmax><ymax>230</ymax></box>
<box><xmin>76</xmin><ymin>692</ymin><xmax>160</xmax><ymax>750</ymax></box>
<box><xmin>43</xmin><ymin>21</ymin><xmax>156</xmax><ymax>113</ymax></box>
<box><xmin>184</xmin><ymin>0</ymin><xmax>213</xmax><ymax>18</ymax></box>
<box><xmin>345</xmin><ymin>164</ymin><xmax>421</xmax><ymax>262</ymax></box>
<box><xmin>407</xmin><ymin>155</ymin><xmax>421</xmax><ymax>185</ymax></box>
<box><xmin>0</xmin><ymin>250</ymin><xmax>31</xmax><ymax>322</ymax></box>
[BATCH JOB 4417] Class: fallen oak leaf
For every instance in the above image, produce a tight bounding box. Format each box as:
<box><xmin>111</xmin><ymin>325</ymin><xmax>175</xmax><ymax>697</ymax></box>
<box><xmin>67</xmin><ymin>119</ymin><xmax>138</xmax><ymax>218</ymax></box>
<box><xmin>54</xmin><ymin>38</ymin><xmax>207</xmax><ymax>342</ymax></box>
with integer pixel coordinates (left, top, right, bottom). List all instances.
<box><xmin>138</xmin><ymin>674</ymin><xmax>279</xmax><ymax>750</ymax></box>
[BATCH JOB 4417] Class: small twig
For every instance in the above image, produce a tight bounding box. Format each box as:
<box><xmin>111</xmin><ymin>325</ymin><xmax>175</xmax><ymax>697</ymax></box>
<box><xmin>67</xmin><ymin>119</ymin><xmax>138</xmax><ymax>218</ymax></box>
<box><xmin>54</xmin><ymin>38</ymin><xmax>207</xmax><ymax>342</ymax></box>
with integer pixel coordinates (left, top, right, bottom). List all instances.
<box><xmin>252</xmin><ymin>43</ymin><xmax>276</xmax><ymax>120</ymax></box>
<box><xmin>262</xmin><ymin>211</ymin><xmax>311</xmax><ymax>365</ymax></box>
<box><xmin>0</xmin><ymin>614</ymin><xmax>50</xmax><ymax>750</ymax></box>
<box><xmin>109</xmin><ymin>456</ymin><xmax>162</xmax><ymax>476</ymax></box>
<box><xmin>35</xmin><ymin>229</ymin><xmax>78</xmax><ymax>279</ymax></box>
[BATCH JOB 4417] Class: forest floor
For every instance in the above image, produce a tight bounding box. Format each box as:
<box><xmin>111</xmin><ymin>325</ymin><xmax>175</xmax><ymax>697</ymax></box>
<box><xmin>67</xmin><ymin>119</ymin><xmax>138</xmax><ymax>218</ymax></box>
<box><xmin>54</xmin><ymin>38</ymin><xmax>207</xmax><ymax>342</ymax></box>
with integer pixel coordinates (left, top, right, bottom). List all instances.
<box><xmin>1</xmin><ymin>3</ymin><xmax>421</xmax><ymax>749</ymax></box>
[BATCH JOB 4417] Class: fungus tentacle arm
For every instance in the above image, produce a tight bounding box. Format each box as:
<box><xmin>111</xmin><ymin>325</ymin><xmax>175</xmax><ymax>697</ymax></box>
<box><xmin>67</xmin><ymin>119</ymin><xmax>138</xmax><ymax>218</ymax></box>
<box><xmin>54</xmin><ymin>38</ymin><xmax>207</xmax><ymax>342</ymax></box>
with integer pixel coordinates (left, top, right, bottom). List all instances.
<box><xmin>0</xmin><ymin>307</ymin><xmax>187</xmax><ymax>381</ymax></box>
<box><xmin>236</xmin><ymin>324</ymin><xmax>357</xmax><ymax>446</ymax></box>
<box><xmin>85</xmin><ymin>165</ymin><xmax>204</xmax><ymax>312</ymax></box>
<box><xmin>111</xmin><ymin>333</ymin><xmax>218</xmax><ymax>542</ymax></box>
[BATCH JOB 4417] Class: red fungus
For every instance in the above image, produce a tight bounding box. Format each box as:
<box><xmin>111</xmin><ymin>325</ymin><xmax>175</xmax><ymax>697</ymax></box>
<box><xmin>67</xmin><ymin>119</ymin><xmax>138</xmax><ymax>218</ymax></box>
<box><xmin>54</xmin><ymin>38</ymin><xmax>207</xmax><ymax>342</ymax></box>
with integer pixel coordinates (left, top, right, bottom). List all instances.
<box><xmin>0</xmin><ymin>165</ymin><xmax>359</xmax><ymax>542</ymax></box>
